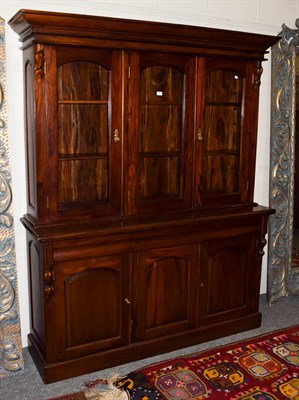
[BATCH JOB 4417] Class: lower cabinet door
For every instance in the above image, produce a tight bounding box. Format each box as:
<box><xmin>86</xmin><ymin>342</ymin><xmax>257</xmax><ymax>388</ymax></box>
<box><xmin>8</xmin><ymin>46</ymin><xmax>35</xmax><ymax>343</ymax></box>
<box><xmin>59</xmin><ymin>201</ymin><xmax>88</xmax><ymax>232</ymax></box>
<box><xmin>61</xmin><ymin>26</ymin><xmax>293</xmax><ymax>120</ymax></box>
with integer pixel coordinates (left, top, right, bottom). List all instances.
<box><xmin>133</xmin><ymin>244</ymin><xmax>198</xmax><ymax>341</ymax></box>
<box><xmin>198</xmin><ymin>233</ymin><xmax>257</xmax><ymax>325</ymax></box>
<box><xmin>50</xmin><ymin>254</ymin><xmax>131</xmax><ymax>360</ymax></box>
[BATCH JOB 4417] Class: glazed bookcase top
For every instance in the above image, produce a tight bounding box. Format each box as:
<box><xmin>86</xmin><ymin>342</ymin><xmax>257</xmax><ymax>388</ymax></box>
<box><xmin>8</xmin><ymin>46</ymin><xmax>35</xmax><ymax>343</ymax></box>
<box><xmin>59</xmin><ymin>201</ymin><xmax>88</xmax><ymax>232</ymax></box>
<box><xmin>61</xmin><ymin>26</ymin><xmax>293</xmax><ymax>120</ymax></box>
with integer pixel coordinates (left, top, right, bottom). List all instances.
<box><xmin>8</xmin><ymin>9</ymin><xmax>280</xmax><ymax>227</ymax></box>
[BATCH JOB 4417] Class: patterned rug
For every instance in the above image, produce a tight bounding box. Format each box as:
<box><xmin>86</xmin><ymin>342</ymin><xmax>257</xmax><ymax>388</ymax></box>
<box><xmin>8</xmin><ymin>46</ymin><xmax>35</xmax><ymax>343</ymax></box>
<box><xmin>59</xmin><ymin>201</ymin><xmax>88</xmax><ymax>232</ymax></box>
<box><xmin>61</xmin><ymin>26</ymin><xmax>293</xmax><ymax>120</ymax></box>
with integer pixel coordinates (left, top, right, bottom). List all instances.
<box><xmin>49</xmin><ymin>394</ymin><xmax>86</xmax><ymax>399</ymax></box>
<box><xmin>50</xmin><ymin>324</ymin><xmax>299</xmax><ymax>399</ymax></box>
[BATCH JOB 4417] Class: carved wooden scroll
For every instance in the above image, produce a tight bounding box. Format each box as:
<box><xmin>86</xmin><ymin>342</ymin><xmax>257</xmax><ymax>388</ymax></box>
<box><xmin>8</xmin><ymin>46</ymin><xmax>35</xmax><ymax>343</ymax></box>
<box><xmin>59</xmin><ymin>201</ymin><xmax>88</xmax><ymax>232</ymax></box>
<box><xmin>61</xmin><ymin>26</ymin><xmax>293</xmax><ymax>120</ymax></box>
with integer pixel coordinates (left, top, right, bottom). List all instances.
<box><xmin>268</xmin><ymin>21</ymin><xmax>299</xmax><ymax>303</ymax></box>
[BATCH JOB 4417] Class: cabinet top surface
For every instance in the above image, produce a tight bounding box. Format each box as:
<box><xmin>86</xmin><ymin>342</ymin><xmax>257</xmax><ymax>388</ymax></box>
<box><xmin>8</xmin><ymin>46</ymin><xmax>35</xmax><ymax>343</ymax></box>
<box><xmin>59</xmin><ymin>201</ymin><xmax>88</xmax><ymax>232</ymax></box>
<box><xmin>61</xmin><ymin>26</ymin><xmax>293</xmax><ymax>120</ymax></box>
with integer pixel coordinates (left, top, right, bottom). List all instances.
<box><xmin>22</xmin><ymin>205</ymin><xmax>275</xmax><ymax>241</ymax></box>
<box><xmin>8</xmin><ymin>9</ymin><xmax>279</xmax><ymax>58</ymax></box>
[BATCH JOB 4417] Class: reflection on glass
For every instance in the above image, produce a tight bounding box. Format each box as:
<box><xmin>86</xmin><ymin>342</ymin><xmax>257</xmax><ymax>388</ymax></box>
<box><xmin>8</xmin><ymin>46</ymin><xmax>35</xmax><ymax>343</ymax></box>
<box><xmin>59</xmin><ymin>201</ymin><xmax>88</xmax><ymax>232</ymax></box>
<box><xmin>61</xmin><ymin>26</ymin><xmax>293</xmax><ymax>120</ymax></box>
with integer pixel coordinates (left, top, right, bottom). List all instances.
<box><xmin>202</xmin><ymin>69</ymin><xmax>244</xmax><ymax>194</ymax></box>
<box><xmin>57</xmin><ymin>61</ymin><xmax>109</xmax><ymax>204</ymax></box>
<box><xmin>139</xmin><ymin>66</ymin><xmax>184</xmax><ymax>199</ymax></box>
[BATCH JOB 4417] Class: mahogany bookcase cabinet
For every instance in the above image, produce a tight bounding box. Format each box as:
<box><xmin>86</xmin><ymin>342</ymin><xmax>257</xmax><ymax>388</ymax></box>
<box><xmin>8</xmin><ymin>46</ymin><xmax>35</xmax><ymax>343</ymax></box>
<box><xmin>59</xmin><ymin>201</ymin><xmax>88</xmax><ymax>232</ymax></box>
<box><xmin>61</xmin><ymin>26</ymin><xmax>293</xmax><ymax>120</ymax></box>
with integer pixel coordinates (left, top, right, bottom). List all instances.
<box><xmin>9</xmin><ymin>9</ymin><xmax>278</xmax><ymax>383</ymax></box>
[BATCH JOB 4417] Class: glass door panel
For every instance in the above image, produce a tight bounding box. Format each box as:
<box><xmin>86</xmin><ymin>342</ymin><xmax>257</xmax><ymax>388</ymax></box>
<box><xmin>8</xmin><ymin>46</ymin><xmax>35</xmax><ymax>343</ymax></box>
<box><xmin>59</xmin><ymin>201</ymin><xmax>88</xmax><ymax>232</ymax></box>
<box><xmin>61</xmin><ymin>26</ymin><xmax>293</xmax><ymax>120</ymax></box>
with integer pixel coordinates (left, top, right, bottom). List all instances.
<box><xmin>57</xmin><ymin>60</ymin><xmax>111</xmax><ymax>209</ymax></box>
<box><xmin>204</xmin><ymin>105</ymin><xmax>240</xmax><ymax>152</ymax></box>
<box><xmin>202</xmin><ymin>69</ymin><xmax>244</xmax><ymax>198</ymax></box>
<box><xmin>205</xmin><ymin>69</ymin><xmax>243</xmax><ymax>103</ymax></box>
<box><xmin>138</xmin><ymin>157</ymin><xmax>180</xmax><ymax>198</ymax></box>
<box><xmin>59</xmin><ymin>159</ymin><xmax>108</xmax><ymax>203</ymax></box>
<box><xmin>203</xmin><ymin>155</ymin><xmax>239</xmax><ymax>193</ymax></box>
<box><xmin>139</xmin><ymin>66</ymin><xmax>183</xmax><ymax>200</ymax></box>
<box><xmin>58</xmin><ymin>104</ymin><xmax>108</xmax><ymax>155</ymax></box>
<box><xmin>57</xmin><ymin>61</ymin><xmax>109</xmax><ymax>101</ymax></box>
<box><xmin>139</xmin><ymin>105</ymin><xmax>181</xmax><ymax>152</ymax></box>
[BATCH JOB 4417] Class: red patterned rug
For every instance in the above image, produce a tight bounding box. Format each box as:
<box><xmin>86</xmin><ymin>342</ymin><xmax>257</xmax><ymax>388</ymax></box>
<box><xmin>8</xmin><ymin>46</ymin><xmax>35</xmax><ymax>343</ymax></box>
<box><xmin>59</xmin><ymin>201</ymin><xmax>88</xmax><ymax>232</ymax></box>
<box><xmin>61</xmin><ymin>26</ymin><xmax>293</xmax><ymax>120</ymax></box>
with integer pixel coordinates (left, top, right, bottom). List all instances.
<box><xmin>49</xmin><ymin>394</ymin><xmax>86</xmax><ymax>399</ymax></box>
<box><xmin>50</xmin><ymin>324</ymin><xmax>299</xmax><ymax>399</ymax></box>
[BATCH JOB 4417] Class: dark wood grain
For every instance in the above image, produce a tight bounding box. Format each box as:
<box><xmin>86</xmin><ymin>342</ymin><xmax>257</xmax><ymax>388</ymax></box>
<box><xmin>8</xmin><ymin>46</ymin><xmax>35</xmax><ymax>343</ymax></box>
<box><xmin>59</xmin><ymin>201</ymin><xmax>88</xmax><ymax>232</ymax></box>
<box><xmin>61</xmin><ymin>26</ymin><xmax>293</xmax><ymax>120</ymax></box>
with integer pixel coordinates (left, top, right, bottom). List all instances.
<box><xmin>134</xmin><ymin>245</ymin><xmax>198</xmax><ymax>341</ymax></box>
<box><xmin>8</xmin><ymin>9</ymin><xmax>278</xmax><ymax>58</ymax></box>
<box><xmin>9</xmin><ymin>9</ymin><xmax>278</xmax><ymax>383</ymax></box>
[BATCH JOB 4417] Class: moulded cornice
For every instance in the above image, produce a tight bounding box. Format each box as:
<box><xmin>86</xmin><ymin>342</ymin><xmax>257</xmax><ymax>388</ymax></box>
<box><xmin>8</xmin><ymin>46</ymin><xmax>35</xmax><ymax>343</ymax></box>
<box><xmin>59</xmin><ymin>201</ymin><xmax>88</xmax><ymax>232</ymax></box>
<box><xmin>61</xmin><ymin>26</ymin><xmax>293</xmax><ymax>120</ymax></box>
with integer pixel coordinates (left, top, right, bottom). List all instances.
<box><xmin>8</xmin><ymin>9</ymin><xmax>279</xmax><ymax>59</ymax></box>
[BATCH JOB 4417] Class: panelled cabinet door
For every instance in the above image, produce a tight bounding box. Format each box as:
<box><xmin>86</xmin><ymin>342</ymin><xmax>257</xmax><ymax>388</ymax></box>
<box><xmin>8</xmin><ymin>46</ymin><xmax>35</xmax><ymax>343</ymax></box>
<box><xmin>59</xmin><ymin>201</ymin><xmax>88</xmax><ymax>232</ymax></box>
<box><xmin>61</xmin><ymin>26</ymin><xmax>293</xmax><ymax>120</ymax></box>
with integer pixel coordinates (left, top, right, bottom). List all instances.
<box><xmin>194</xmin><ymin>59</ymin><xmax>256</xmax><ymax>208</ymax></box>
<box><xmin>198</xmin><ymin>234</ymin><xmax>257</xmax><ymax>326</ymax></box>
<box><xmin>133</xmin><ymin>244</ymin><xmax>198</xmax><ymax>341</ymax></box>
<box><xmin>49</xmin><ymin>47</ymin><xmax>123</xmax><ymax>221</ymax></box>
<box><xmin>126</xmin><ymin>52</ymin><xmax>196</xmax><ymax>215</ymax></box>
<box><xmin>47</xmin><ymin>254</ymin><xmax>131</xmax><ymax>361</ymax></box>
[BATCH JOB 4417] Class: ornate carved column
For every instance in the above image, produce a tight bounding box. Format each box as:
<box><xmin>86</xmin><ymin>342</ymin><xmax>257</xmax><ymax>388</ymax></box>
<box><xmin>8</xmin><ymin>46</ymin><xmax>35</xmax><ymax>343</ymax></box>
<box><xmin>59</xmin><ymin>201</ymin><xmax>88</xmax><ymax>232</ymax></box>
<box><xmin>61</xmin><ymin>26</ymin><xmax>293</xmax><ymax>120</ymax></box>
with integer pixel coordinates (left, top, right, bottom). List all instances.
<box><xmin>268</xmin><ymin>21</ymin><xmax>299</xmax><ymax>304</ymax></box>
<box><xmin>0</xmin><ymin>17</ymin><xmax>24</xmax><ymax>378</ymax></box>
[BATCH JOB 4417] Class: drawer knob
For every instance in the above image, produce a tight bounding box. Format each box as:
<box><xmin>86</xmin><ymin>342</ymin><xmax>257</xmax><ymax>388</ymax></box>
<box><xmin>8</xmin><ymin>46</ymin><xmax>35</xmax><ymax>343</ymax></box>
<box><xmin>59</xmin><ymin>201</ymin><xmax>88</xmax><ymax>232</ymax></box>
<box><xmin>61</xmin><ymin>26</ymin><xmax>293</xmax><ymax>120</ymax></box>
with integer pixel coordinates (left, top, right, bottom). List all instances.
<box><xmin>44</xmin><ymin>270</ymin><xmax>52</xmax><ymax>281</ymax></box>
<box><xmin>125</xmin><ymin>298</ymin><xmax>131</xmax><ymax>304</ymax></box>
<box><xmin>44</xmin><ymin>285</ymin><xmax>54</xmax><ymax>295</ymax></box>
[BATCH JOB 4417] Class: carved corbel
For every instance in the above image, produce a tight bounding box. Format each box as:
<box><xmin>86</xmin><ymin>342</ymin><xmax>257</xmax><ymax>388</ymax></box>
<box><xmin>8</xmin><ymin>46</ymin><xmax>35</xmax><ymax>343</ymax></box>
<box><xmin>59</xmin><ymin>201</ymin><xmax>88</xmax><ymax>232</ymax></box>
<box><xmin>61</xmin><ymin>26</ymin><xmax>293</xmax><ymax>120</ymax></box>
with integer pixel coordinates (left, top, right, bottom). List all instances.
<box><xmin>252</xmin><ymin>61</ymin><xmax>263</xmax><ymax>90</ymax></box>
<box><xmin>34</xmin><ymin>44</ymin><xmax>45</xmax><ymax>83</ymax></box>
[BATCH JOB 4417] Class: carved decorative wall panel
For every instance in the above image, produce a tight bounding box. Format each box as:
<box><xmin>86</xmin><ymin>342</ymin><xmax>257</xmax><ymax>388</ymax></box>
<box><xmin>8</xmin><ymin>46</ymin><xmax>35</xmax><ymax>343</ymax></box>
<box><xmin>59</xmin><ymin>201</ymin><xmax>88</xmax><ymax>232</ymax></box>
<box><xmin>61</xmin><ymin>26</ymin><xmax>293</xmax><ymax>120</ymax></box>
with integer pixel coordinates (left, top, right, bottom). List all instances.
<box><xmin>0</xmin><ymin>17</ymin><xmax>24</xmax><ymax>378</ymax></box>
<box><xmin>268</xmin><ymin>21</ymin><xmax>299</xmax><ymax>303</ymax></box>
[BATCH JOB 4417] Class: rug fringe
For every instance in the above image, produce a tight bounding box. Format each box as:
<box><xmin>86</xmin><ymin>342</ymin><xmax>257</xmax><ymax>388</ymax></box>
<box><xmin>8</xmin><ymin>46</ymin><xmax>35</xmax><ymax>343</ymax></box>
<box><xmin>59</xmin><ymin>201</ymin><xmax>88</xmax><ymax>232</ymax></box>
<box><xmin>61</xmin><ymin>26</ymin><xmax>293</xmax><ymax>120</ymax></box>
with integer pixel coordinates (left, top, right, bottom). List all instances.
<box><xmin>84</xmin><ymin>372</ymin><xmax>129</xmax><ymax>400</ymax></box>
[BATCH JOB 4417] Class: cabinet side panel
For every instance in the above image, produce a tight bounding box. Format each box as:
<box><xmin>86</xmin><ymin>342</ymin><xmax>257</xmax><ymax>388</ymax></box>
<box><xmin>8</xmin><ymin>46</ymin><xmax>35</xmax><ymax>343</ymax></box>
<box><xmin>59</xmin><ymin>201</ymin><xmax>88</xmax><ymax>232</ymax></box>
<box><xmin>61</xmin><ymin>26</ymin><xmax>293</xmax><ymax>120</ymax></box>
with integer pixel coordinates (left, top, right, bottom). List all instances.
<box><xmin>240</xmin><ymin>61</ymin><xmax>261</xmax><ymax>202</ymax></box>
<box><xmin>28</xmin><ymin>238</ymin><xmax>44</xmax><ymax>347</ymax></box>
<box><xmin>24</xmin><ymin>48</ymin><xmax>37</xmax><ymax>214</ymax></box>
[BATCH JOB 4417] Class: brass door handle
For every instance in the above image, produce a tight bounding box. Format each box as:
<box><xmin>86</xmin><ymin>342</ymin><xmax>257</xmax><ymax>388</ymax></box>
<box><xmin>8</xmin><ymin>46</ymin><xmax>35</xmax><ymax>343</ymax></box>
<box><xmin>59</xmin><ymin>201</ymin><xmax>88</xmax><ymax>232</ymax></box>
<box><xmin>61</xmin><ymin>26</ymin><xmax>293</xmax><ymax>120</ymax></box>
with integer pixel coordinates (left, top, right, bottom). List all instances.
<box><xmin>113</xmin><ymin>129</ymin><xmax>120</xmax><ymax>142</ymax></box>
<box><xmin>197</xmin><ymin>129</ymin><xmax>203</xmax><ymax>141</ymax></box>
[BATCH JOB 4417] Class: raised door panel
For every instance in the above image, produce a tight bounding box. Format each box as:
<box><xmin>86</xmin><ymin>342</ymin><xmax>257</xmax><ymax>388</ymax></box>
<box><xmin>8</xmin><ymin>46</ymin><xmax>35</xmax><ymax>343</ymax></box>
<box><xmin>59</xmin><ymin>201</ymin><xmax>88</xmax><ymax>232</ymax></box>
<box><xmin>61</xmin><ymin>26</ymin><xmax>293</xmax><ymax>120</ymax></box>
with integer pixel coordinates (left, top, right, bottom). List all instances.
<box><xmin>126</xmin><ymin>52</ymin><xmax>196</xmax><ymax>215</ymax></box>
<box><xmin>50</xmin><ymin>47</ymin><xmax>123</xmax><ymax>221</ymax></box>
<box><xmin>49</xmin><ymin>254</ymin><xmax>131</xmax><ymax>360</ymax></box>
<box><xmin>198</xmin><ymin>234</ymin><xmax>256</xmax><ymax>325</ymax></box>
<box><xmin>133</xmin><ymin>244</ymin><xmax>198</xmax><ymax>341</ymax></box>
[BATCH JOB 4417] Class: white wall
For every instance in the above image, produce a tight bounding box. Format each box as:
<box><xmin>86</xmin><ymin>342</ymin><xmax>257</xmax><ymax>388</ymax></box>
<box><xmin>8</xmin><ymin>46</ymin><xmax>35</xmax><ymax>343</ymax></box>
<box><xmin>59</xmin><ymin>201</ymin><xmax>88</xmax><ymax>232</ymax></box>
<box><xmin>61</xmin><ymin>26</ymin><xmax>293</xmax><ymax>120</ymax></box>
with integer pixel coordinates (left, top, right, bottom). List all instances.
<box><xmin>1</xmin><ymin>0</ymin><xmax>297</xmax><ymax>347</ymax></box>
